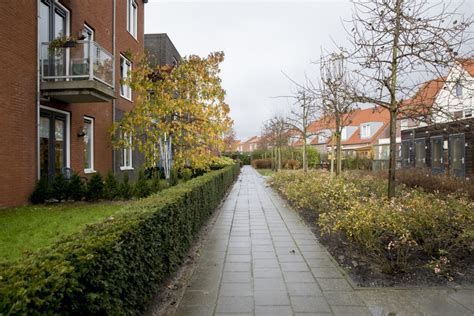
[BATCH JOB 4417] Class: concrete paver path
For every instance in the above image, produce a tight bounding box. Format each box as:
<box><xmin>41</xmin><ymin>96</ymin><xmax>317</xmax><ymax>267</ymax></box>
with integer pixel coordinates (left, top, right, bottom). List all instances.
<box><xmin>175</xmin><ymin>166</ymin><xmax>474</xmax><ymax>315</ymax></box>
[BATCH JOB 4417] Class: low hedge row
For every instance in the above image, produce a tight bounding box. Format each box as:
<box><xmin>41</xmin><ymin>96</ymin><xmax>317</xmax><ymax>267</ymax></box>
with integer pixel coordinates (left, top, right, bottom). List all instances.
<box><xmin>0</xmin><ymin>164</ymin><xmax>240</xmax><ymax>315</ymax></box>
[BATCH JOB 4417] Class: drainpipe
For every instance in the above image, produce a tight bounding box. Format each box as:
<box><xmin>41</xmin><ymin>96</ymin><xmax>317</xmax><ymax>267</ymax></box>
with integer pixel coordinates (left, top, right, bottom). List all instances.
<box><xmin>112</xmin><ymin>0</ymin><xmax>117</xmax><ymax>174</ymax></box>
<box><xmin>36</xmin><ymin>0</ymin><xmax>41</xmax><ymax>180</ymax></box>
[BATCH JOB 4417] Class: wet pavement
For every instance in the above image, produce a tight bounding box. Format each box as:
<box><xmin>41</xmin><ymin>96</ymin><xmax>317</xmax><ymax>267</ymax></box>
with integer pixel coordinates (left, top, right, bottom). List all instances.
<box><xmin>175</xmin><ymin>166</ymin><xmax>474</xmax><ymax>316</ymax></box>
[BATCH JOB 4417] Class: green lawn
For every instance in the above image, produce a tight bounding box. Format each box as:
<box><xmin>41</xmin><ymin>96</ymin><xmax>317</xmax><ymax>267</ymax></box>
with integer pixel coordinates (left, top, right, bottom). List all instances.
<box><xmin>0</xmin><ymin>202</ymin><xmax>127</xmax><ymax>264</ymax></box>
<box><xmin>257</xmin><ymin>169</ymin><xmax>275</xmax><ymax>177</ymax></box>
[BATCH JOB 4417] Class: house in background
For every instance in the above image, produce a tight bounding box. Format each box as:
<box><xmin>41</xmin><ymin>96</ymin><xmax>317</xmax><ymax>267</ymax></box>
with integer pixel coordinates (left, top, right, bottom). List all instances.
<box><xmin>145</xmin><ymin>33</ymin><xmax>181</xmax><ymax>68</ymax></box>
<box><xmin>400</xmin><ymin>60</ymin><xmax>474</xmax><ymax>178</ymax></box>
<box><xmin>0</xmin><ymin>0</ymin><xmax>147</xmax><ymax>207</ymax></box>
<box><xmin>237</xmin><ymin>136</ymin><xmax>260</xmax><ymax>153</ymax></box>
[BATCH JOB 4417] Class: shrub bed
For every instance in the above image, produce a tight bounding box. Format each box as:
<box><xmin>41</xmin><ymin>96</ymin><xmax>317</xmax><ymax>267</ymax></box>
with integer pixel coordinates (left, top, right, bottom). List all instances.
<box><xmin>0</xmin><ymin>164</ymin><xmax>240</xmax><ymax>315</ymax></box>
<box><xmin>251</xmin><ymin>159</ymin><xmax>273</xmax><ymax>169</ymax></box>
<box><xmin>271</xmin><ymin>170</ymin><xmax>474</xmax><ymax>279</ymax></box>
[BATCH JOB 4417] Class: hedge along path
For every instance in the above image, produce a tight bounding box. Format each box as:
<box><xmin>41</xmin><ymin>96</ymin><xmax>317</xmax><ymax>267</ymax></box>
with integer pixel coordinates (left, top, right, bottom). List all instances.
<box><xmin>0</xmin><ymin>164</ymin><xmax>240</xmax><ymax>315</ymax></box>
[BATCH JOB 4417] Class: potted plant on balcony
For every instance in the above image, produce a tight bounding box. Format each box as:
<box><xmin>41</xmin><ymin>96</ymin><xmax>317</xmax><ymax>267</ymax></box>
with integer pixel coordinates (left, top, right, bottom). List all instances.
<box><xmin>48</xmin><ymin>33</ymin><xmax>77</xmax><ymax>56</ymax></box>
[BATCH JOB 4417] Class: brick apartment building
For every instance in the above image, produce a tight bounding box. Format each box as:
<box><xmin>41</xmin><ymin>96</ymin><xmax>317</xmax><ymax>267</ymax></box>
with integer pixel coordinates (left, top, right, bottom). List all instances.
<box><xmin>0</xmin><ymin>0</ymin><xmax>146</xmax><ymax>207</ymax></box>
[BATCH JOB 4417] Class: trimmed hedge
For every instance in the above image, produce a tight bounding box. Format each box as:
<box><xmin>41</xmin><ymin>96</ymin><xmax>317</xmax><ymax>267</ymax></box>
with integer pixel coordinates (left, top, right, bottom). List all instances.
<box><xmin>0</xmin><ymin>164</ymin><xmax>240</xmax><ymax>315</ymax></box>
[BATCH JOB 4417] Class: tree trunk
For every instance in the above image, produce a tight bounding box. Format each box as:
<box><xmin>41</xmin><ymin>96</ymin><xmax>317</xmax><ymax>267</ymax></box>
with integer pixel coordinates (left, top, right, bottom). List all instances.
<box><xmin>388</xmin><ymin>110</ymin><xmax>397</xmax><ymax>198</ymax></box>
<box><xmin>387</xmin><ymin>0</ymin><xmax>402</xmax><ymax>198</ymax></box>
<box><xmin>336</xmin><ymin>134</ymin><xmax>342</xmax><ymax>176</ymax></box>
<box><xmin>303</xmin><ymin>141</ymin><xmax>308</xmax><ymax>172</ymax></box>
<box><xmin>330</xmin><ymin>144</ymin><xmax>335</xmax><ymax>177</ymax></box>
<box><xmin>278</xmin><ymin>146</ymin><xmax>282</xmax><ymax>171</ymax></box>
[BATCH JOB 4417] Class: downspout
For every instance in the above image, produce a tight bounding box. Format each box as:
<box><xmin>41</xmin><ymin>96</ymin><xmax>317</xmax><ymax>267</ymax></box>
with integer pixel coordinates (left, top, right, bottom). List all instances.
<box><xmin>112</xmin><ymin>0</ymin><xmax>117</xmax><ymax>174</ymax></box>
<box><xmin>36</xmin><ymin>0</ymin><xmax>41</xmax><ymax>180</ymax></box>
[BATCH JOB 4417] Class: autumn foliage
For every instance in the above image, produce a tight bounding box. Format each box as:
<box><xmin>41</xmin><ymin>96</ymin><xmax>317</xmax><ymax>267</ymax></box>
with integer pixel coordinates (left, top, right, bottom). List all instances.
<box><xmin>113</xmin><ymin>52</ymin><xmax>233</xmax><ymax>170</ymax></box>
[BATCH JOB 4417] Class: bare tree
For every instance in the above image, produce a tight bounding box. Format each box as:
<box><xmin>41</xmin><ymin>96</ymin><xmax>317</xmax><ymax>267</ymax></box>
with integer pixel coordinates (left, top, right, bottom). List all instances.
<box><xmin>223</xmin><ymin>128</ymin><xmax>237</xmax><ymax>153</ymax></box>
<box><xmin>340</xmin><ymin>0</ymin><xmax>472</xmax><ymax>197</ymax></box>
<box><xmin>262</xmin><ymin>115</ymin><xmax>288</xmax><ymax>171</ymax></box>
<box><xmin>283</xmin><ymin>90</ymin><xmax>319</xmax><ymax>172</ymax></box>
<box><xmin>318</xmin><ymin>53</ymin><xmax>357</xmax><ymax>176</ymax></box>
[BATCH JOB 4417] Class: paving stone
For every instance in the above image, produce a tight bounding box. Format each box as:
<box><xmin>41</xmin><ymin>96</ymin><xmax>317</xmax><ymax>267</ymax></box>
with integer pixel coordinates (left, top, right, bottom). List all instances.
<box><xmin>179</xmin><ymin>290</ymin><xmax>217</xmax><ymax>306</ymax></box>
<box><xmin>286</xmin><ymin>283</ymin><xmax>323</xmax><ymax>296</ymax></box>
<box><xmin>253</xmin><ymin>268</ymin><xmax>283</xmax><ymax>279</ymax></box>
<box><xmin>324</xmin><ymin>291</ymin><xmax>366</xmax><ymax>306</ymax></box>
<box><xmin>254</xmin><ymin>291</ymin><xmax>290</xmax><ymax>306</ymax></box>
<box><xmin>222</xmin><ymin>271</ymin><xmax>252</xmax><ymax>283</ymax></box>
<box><xmin>224</xmin><ymin>262</ymin><xmax>251</xmax><ymax>272</ymax></box>
<box><xmin>175</xmin><ymin>305</ymin><xmax>213</xmax><ymax>315</ymax></box>
<box><xmin>216</xmin><ymin>296</ymin><xmax>254</xmax><ymax>313</ymax></box>
<box><xmin>254</xmin><ymin>278</ymin><xmax>287</xmax><ymax>292</ymax></box>
<box><xmin>283</xmin><ymin>271</ymin><xmax>316</xmax><ymax>283</ymax></box>
<box><xmin>280</xmin><ymin>261</ymin><xmax>310</xmax><ymax>272</ymax></box>
<box><xmin>227</xmin><ymin>254</ymin><xmax>252</xmax><ymax>263</ymax></box>
<box><xmin>219</xmin><ymin>282</ymin><xmax>253</xmax><ymax>296</ymax></box>
<box><xmin>311</xmin><ymin>267</ymin><xmax>344</xmax><ymax>278</ymax></box>
<box><xmin>255</xmin><ymin>305</ymin><xmax>293</xmax><ymax>316</ymax></box>
<box><xmin>316</xmin><ymin>278</ymin><xmax>352</xmax><ymax>292</ymax></box>
<box><xmin>290</xmin><ymin>296</ymin><xmax>332</xmax><ymax>313</ymax></box>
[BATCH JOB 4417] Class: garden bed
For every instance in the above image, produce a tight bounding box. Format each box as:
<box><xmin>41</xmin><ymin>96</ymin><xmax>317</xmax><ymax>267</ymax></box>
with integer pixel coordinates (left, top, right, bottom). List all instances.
<box><xmin>270</xmin><ymin>170</ymin><xmax>474</xmax><ymax>287</ymax></box>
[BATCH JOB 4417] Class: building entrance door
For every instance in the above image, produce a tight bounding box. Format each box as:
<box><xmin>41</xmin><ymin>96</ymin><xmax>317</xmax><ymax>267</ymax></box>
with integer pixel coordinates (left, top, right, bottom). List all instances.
<box><xmin>39</xmin><ymin>109</ymin><xmax>68</xmax><ymax>182</ymax></box>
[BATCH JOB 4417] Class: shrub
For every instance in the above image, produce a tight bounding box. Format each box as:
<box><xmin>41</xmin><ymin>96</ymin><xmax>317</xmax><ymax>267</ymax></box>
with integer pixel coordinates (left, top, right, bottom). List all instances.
<box><xmin>85</xmin><ymin>173</ymin><xmax>104</xmax><ymax>201</ymax></box>
<box><xmin>342</xmin><ymin>155</ymin><xmax>372</xmax><ymax>170</ymax></box>
<box><xmin>30</xmin><ymin>177</ymin><xmax>50</xmax><ymax>204</ymax></box>
<box><xmin>283</xmin><ymin>159</ymin><xmax>301</xmax><ymax>170</ymax></box>
<box><xmin>209</xmin><ymin>156</ymin><xmax>235</xmax><ymax>170</ymax></box>
<box><xmin>271</xmin><ymin>170</ymin><xmax>474</xmax><ymax>273</ymax></box>
<box><xmin>50</xmin><ymin>173</ymin><xmax>68</xmax><ymax>201</ymax></box>
<box><xmin>104</xmin><ymin>171</ymin><xmax>120</xmax><ymax>200</ymax></box>
<box><xmin>68</xmin><ymin>173</ymin><xmax>85</xmax><ymax>201</ymax></box>
<box><xmin>119</xmin><ymin>172</ymin><xmax>133</xmax><ymax>200</ymax></box>
<box><xmin>395</xmin><ymin>168</ymin><xmax>473</xmax><ymax>199</ymax></box>
<box><xmin>134</xmin><ymin>170</ymin><xmax>151</xmax><ymax>198</ymax></box>
<box><xmin>0</xmin><ymin>164</ymin><xmax>240</xmax><ymax>315</ymax></box>
<box><xmin>181</xmin><ymin>168</ymin><xmax>193</xmax><ymax>182</ymax></box>
<box><xmin>169</xmin><ymin>168</ymin><xmax>179</xmax><ymax>186</ymax></box>
<box><xmin>251</xmin><ymin>159</ymin><xmax>272</xmax><ymax>169</ymax></box>
<box><xmin>150</xmin><ymin>170</ymin><xmax>163</xmax><ymax>193</ymax></box>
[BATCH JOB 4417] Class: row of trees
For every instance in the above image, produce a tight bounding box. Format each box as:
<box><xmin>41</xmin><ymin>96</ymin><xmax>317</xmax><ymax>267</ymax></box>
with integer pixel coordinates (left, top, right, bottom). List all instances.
<box><xmin>264</xmin><ymin>0</ymin><xmax>473</xmax><ymax>198</ymax></box>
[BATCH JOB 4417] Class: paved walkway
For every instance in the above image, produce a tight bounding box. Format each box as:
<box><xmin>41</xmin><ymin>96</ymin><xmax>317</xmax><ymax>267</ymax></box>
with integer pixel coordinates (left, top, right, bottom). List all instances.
<box><xmin>175</xmin><ymin>166</ymin><xmax>474</xmax><ymax>316</ymax></box>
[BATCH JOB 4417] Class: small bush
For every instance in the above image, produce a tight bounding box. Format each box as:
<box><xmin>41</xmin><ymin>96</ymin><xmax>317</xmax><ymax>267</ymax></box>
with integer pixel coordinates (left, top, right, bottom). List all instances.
<box><xmin>251</xmin><ymin>159</ymin><xmax>272</xmax><ymax>169</ymax></box>
<box><xmin>68</xmin><ymin>173</ymin><xmax>84</xmax><ymax>201</ymax></box>
<box><xmin>104</xmin><ymin>171</ymin><xmax>120</xmax><ymax>200</ymax></box>
<box><xmin>85</xmin><ymin>173</ymin><xmax>104</xmax><ymax>201</ymax></box>
<box><xmin>283</xmin><ymin>159</ymin><xmax>301</xmax><ymax>170</ymax></box>
<box><xmin>342</xmin><ymin>155</ymin><xmax>372</xmax><ymax>170</ymax></box>
<box><xmin>134</xmin><ymin>170</ymin><xmax>151</xmax><ymax>198</ymax></box>
<box><xmin>169</xmin><ymin>168</ymin><xmax>179</xmax><ymax>186</ymax></box>
<box><xmin>181</xmin><ymin>168</ymin><xmax>193</xmax><ymax>182</ymax></box>
<box><xmin>30</xmin><ymin>177</ymin><xmax>50</xmax><ymax>204</ymax></box>
<box><xmin>51</xmin><ymin>173</ymin><xmax>68</xmax><ymax>201</ymax></box>
<box><xmin>119</xmin><ymin>172</ymin><xmax>133</xmax><ymax>200</ymax></box>
<box><xmin>150</xmin><ymin>170</ymin><xmax>163</xmax><ymax>193</ymax></box>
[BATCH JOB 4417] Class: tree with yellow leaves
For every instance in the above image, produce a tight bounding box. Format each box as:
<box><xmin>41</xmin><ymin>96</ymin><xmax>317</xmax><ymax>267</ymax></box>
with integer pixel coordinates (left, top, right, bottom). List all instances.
<box><xmin>112</xmin><ymin>52</ymin><xmax>233</xmax><ymax>171</ymax></box>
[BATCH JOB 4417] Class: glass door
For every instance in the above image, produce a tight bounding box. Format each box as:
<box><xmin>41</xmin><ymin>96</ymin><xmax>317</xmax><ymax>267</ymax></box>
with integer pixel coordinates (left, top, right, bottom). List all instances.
<box><xmin>401</xmin><ymin>139</ymin><xmax>412</xmax><ymax>168</ymax></box>
<box><xmin>39</xmin><ymin>0</ymin><xmax>68</xmax><ymax>77</ymax></box>
<box><xmin>430</xmin><ymin>136</ymin><xmax>444</xmax><ymax>175</ymax></box>
<box><xmin>414</xmin><ymin>138</ymin><xmax>426</xmax><ymax>168</ymax></box>
<box><xmin>449</xmin><ymin>134</ymin><xmax>466</xmax><ymax>177</ymax></box>
<box><xmin>40</xmin><ymin>110</ymin><xmax>68</xmax><ymax>182</ymax></box>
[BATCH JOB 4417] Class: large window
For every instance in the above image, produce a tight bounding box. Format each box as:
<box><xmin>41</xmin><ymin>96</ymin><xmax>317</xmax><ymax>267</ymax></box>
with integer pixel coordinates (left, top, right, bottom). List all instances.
<box><xmin>83</xmin><ymin>117</ymin><xmax>94</xmax><ymax>173</ymax></box>
<box><xmin>120</xmin><ymin>55</ymin><xmax>132</xmax><ymax>100</ymax></box>
<box><xmin>360</xmin><ymin>124</ymin><xmax>371</xmax><ymax>139</ymax></box>
<box><xmin>121</xmin><ymin>133</ymin><xmax>133</xmax><ymax>170</ymax></box>
<box><xmin>455</xmin><ymin>81</ymin><xmax>463</xmax><ymax>97</ymax></box>
<box><xmin>414</xmin><ymin>138</ymin><xmax>426</xmax><ymax>168</ymax></box>
<box><xmin>127</xmin><ymin>0</ymin><xmax>138</xmax><ymax>38</ymax></box>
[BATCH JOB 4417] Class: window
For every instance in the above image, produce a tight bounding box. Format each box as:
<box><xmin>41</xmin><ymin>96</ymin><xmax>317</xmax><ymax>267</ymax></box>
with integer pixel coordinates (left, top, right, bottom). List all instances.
<box><xmin>415</xmin><ymin>138</ymin><xmax>426</xmax><ymax>168</ymax></box>
<box><xmin>340</xmin><ymin>127</ymin><xmax>347</xmax><ymax>141</ymax></box>
<box><xmin>83</xmin><ymin>117</ymin><xmax>94</xmax><ymax>173</ymax></box>
<box><xmin>318</xmin><ymin>134</ymin><xmax>326</xmax><ymax>143</ymax></box>
<box><xmin>360</xmin><ymin>124</ymin><xmax>371</xmax><ymax>138</ymax></box>
<box><xmin>127</xmin><ymin>0</ymin><xmax>138</xmax><ymax>38</ymax></box>
<box><xmin>120</xmin><ymin>55</ymin><xmax>132</xmax><ymax>100</ymax></box>
<box><xmin>465</xmin><ymin>109</ymin><xmax>472</xmax><ymax>118</ymax></box>
<box><xmin>121</xmin><ymin>133</ymin><xmax>133</xmax><ymax>170</ymax></box>
<box><xmin>455</xmin><ymin>81</ymin><xmax>463</xmax><ymax>97</ymax></box>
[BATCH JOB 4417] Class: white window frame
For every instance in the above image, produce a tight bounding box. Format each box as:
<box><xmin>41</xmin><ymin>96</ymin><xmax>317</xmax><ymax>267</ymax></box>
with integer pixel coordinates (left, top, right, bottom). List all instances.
<box><xmin>83</xmin><ymin>116</ymin><xmax>95</xmax><ymax>174</ymax></box>
<box><xmin>360</xmin><ymin>124</ymin><xmax>371</xmax><ymax>139</ymax></box>
<box><xmin>120</xmin><ymin>133</ymin><xmax>134</xmax><ymax>170</ymax></box>
<box><xmin>340</xmin><ymin>127</ymin><xmax>347</xmax><ymax>141</ymax></box>
<box><xmin>120</xmin><ymin>55</ymin><xmax>132</xmax><ymax>101</ymax></box>
<box><xmin>127</xmin><ymin>0</ymin><xmax>138</xmax><ymax>39</ymax></box>
<box><xmin>455</xmin><ymin>81</ymin><xmax>463</xmax><ymax>97</ymax></box>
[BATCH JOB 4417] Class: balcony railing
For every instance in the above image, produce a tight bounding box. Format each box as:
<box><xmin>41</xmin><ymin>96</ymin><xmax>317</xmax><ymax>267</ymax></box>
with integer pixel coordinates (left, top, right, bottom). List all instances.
<box><xmin>40</xmin><ymin>40</ymin><xmax>114</xmax><ymax>87</ymax></box>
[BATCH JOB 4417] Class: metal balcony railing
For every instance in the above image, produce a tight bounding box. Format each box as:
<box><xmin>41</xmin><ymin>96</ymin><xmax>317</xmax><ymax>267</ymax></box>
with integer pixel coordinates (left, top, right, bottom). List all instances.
<box><xmin>40</xmin><ymin>40</ymin><xmax>114</xmax><ymax>87</ymax></box>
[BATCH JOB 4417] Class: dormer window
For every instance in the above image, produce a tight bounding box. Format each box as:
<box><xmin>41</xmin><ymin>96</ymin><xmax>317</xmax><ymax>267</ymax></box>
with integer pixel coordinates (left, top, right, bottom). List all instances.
<box><xmin>361</xmin><ymin>123</ymin><xmax>371</xmax><ymax>139</ymax></box>
<box><xmin>455</xmin><ymin>81</ymin><xmax>463</xmax><ymax>97</ymax></box>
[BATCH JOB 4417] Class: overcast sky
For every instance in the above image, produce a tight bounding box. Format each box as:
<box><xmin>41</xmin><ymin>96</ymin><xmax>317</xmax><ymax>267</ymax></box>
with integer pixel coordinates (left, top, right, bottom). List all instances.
<box><xmin>145</xmin><ymin>0</ymin><xmax>473</xmax><ymax>141</ymax></box>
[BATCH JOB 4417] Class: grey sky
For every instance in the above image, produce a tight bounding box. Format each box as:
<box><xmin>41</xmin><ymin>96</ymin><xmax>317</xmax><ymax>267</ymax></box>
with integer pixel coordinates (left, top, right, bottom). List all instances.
<box><xmin>144</xmin><ymin>0</ymin><xmax>472</xmax><ymax>141</ymax></box>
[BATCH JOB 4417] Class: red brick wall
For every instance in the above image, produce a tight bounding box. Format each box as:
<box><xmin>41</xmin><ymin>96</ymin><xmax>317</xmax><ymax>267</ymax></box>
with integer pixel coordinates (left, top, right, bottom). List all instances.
<box><xmin>0</xmin><ymin>2</ymin><xmax>38</xmax><ymax>206</ymax></box>
<box><xmin>0</xmin><ymin>0</ymin><xmax>145</xmax><ymax>207</ymax></box>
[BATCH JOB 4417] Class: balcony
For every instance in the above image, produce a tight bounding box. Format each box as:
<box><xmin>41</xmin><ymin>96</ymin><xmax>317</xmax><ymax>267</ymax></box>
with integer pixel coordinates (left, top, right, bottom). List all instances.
<box><xmin>40</xmin><ymin>40</ymin><xmax>115</xmax><ymax>103</ymax></box>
